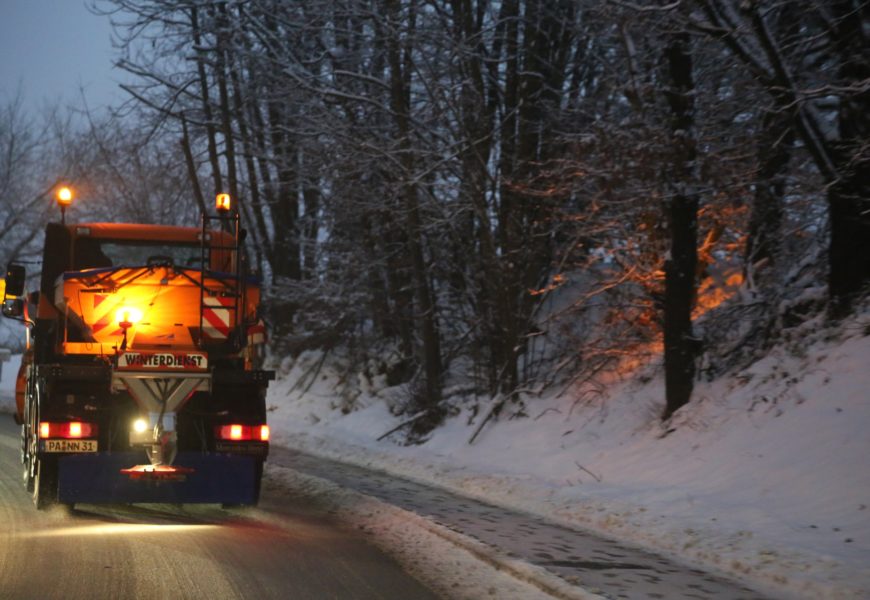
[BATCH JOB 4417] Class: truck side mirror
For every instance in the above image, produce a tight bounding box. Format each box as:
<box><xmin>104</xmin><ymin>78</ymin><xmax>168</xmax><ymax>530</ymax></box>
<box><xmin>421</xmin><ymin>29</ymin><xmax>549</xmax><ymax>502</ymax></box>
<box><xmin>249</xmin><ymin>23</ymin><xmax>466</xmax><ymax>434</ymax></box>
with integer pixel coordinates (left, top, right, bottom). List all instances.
<box><xmin>2</xmin><ymin>298</ymin><xmax>24</xmax><ymax>318</ymax></box>
<box><xmin>5</xmin><ymin>263</ymin><xmax>26</xmax><ymax>297</ymax></box>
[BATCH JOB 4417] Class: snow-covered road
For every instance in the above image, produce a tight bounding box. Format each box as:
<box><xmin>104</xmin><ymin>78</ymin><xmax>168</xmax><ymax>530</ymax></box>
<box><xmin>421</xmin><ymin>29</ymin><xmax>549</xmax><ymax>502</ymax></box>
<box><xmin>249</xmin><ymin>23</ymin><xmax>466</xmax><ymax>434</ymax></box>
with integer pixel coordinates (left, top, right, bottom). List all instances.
<box><xmin>270</xmin><ymin>445</ymin><xmax>773</xmax><ymax>599</ymax></box>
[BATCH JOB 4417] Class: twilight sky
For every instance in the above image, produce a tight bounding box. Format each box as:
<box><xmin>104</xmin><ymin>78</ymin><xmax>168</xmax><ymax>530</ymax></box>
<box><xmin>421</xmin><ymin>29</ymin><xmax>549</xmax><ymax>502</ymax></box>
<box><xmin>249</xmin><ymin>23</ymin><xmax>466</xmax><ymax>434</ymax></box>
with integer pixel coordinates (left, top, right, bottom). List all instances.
<box><xmin>0</xmin><ymin>0</ymin><xmax>126</xmax><ymax>112</ymax></box>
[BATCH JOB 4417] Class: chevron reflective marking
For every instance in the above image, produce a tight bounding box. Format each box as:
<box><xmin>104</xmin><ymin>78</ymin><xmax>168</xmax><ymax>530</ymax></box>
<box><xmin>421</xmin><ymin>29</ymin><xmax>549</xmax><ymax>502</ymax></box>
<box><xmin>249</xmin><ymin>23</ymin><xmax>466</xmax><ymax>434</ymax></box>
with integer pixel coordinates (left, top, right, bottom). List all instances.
<box><xmin>247</xmin><ymin>319</ymin><xmax>266</xmax><ymax>345</ymax></box>
<box><xmin>202</xmin><ymin>296</ymin><xmax>234</xmax><ymax>340</ymax></box>
<box><xmin>90</xmin><ymin>294</ymin><xmax>127</xmax><ymax>336</ymax></box>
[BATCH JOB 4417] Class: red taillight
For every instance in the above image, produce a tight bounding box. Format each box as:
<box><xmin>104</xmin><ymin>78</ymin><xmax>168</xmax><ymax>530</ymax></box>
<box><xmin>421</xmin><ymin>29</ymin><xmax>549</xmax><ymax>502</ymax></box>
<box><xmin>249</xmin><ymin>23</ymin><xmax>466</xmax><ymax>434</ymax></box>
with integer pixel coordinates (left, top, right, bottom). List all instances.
<box><xmin>216</xmin><ymin>424</ymin><xmax>269</xmax><ymax>442</ymax></box>
<box><xmin>38</xmin><ymin>421</ymin><xmax>97</xmax><ymax>439</ymax></box>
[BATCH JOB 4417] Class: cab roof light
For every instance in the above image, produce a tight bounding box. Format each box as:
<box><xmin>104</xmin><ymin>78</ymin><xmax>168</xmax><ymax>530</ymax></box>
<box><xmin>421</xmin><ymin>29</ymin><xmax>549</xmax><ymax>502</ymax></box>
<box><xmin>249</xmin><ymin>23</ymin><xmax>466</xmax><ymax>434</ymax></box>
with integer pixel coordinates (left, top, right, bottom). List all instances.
<box><xmin>216</xmin><ymin>193</ymin><xmax>232</xmax><ymax>214</ymax></box>
<box><xmin>56</xmin><ymin>185</ymin><xmax>75</xmax><ymax>225</ymax></box>
<box><xmin>56</xmin><ymin>186</ymin><xmax>74</xmax><ymax>207</ymax></box>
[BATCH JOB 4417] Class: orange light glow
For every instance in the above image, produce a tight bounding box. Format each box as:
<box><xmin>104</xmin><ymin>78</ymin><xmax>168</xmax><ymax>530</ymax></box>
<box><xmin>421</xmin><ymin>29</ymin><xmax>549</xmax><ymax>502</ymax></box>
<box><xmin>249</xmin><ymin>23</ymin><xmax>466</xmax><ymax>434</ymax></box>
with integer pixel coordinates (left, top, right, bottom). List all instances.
<box><xmin>229</xmin><ymin>424</ymin><xmax>243</xmax><ymax>440</ymax></box>
<box><xmin>215</xmin><ymin>193</ymin><xmax>232</xmax><ymax>213</ymax></box>
<box><xmin>259</xmin><ymin>425</ymin><xmax>270</xmax><ymax>441</ymax></box>
<box><xmin>56</xmin><ymin>186</ymin><xmax>74</xmax><ymax>206</ymax></box>
<box><xmin>61</xmin><ymin>261</ymin><xmax>257</xmax><ymax>350</ymax></box>
<box><xmin>39</xmin><ymin>422</ymin><xmax>50</xmax><ymax>438</ymax></box>
<box><xmin>693</xmin><ymin>270</ymin><xmax>744</xmax><ymax>319</ymax></box>
<box><xmin>115</xmin><ymin>307</ymin><xmax>143</xmax><ymax>327</ymax></box>
<box><xmin>68</xmin><ymin>422</ymin><xmax>83</xmax><ymax>438</ymax></box>
<box><xmin>27</xmin><ymin>523</ymin><xmax>217</xmax><ymax>538</ymax></box>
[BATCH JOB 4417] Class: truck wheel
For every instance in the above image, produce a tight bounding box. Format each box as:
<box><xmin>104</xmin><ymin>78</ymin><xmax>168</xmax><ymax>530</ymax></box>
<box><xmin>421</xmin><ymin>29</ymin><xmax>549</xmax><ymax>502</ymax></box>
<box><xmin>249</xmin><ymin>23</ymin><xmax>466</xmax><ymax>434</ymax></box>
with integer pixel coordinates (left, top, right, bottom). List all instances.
<box><xmin>32</xmin><ymin>456</ymin><xmax>58</xmax><ymax>510</ymax></box>
<box><xmin>20</xmin><ymin>424</ymin><xmax>26</xmax><ymax>465</ymax></box>
<box><xmin>27</xmin><ymin>379</ymin><xmax>57</xmax><ymax>509</ymax></box>
<box><xmin>23</xmin><ymin>447</ymin><xmax>34</xmax><ymax>492</ymax></box>
<box><xmin>21</xmin><ymin>424</ymin><xmax>32</xmax><ymax>487</ymax></box>
<box><xmin>23</xmin><ymin>400</ymin><xmax>37</xmax><ymax>493</ymax></box>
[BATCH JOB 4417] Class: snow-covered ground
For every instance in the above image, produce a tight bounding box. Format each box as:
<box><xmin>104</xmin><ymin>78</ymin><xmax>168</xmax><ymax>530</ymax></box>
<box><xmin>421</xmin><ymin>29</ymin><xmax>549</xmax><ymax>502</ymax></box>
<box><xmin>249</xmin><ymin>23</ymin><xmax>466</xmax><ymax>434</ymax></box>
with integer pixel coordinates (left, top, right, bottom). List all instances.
<box><xmin>0</xmin><ymin>352</ymin><xmax>21</xmax><ymax>414</ymax></box>
<box><xmin>267</xmin><ymin>311</ymin><xmax>870</xmax><ymax>600</ymax></box>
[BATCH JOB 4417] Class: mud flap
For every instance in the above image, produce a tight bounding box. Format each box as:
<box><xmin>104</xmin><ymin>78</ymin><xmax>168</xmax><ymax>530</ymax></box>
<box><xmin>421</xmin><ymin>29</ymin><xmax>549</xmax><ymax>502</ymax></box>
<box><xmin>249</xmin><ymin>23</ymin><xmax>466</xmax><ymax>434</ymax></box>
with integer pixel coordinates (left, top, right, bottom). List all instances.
<box><xmin>57</xmin><ymin>452</ymin><xmax>260</xmax><ymax>505</ymax></box>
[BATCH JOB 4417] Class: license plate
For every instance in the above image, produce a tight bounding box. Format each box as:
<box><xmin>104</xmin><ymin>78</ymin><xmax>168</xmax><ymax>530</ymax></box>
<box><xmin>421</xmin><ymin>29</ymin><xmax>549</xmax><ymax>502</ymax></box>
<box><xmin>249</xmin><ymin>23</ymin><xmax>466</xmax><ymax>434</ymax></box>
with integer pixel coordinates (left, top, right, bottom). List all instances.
<box><xmin>43</xmin><ymin>439</ymin><xmax>98</xmax><ymax>453</ymax></box>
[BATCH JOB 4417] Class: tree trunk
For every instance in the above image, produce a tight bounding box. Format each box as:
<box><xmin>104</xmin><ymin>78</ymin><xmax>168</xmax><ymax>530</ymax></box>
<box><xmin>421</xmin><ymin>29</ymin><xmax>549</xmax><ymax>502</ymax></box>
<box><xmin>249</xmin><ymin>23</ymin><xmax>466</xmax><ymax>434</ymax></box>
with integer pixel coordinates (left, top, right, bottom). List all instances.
<box><xmin>214</xmin><ymin>3</ymin><xmax>240</xmax><ymax>211</ymax></box>
<box><xmin>662</xmin><ymin>31</ymin><xmax>700</xmax><ymax>421</ymax></box>
<box><xmin>179</xmin><ymin>115</ymin><xmax>207</xmax><ymax>215</ymax></box>
<box><xmin>302</xmin><ymin>171</ymin><xmax>320</xmax><ymax>280</ymax></box>
<box><xmin>246</xmin><ymin>91</ymin><xmax>279</xmax><ymax>266</ymax></box>
<box><xmin>226</xmin><ymin>29</ymin><xmax>274</xmax><ymax>267</ymax></box>
<box><xmin>827</xmin><ymin>1</ymin><xmax>870</xmax><ymax>317</ymax></box>
<box><xmin>267</xmin><ymin>100</ymin><xmax>301</xmax><ymax>283</ymax></box>
<box><xmin>386</xmin><ymin>0</ymin><xmax>443</xmax><ymax>416</ymax></box>
<box><xmin>494</xmin><ymin>0</ymin><xmax>521</xmax><ymax>394</ymax></box>
<box><xmin>745</xmin><ymin>100</ymin><xmax>792</xmax><ymax>281</ymax></box>
<box><xmin>190</xmin><ymin>7</ymin><xmax>223</xmax><ymax>198</ymax></box>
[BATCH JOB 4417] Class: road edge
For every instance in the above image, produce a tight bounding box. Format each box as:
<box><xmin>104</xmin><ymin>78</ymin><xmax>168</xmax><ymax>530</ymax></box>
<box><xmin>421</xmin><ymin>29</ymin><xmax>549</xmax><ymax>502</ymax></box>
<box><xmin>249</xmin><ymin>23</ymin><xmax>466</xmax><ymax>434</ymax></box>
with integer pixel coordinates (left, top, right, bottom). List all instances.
<box><xmin>264</xmin><ymin>462</ymin><xmax>605</xmax><ymax>600</ymax></box>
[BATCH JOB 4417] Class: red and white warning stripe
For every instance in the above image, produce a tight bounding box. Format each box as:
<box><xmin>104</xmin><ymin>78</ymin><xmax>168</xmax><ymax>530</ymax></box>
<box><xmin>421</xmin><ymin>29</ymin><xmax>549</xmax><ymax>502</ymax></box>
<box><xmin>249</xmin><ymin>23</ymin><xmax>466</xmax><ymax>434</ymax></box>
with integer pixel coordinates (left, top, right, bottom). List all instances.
<box><xmin>202</xmin><ymin>296</ymin><xmax>234</xmax><ymax>340</ymax></box>
<box><xmin>91</xmin><ymin>294</ymin><xmax>126</xmax><ymax>337</ymax></box>
<box><xmin>247</xmin><ymin>319</ymin><xmax>267</xmax><ymax>346</ymax></box>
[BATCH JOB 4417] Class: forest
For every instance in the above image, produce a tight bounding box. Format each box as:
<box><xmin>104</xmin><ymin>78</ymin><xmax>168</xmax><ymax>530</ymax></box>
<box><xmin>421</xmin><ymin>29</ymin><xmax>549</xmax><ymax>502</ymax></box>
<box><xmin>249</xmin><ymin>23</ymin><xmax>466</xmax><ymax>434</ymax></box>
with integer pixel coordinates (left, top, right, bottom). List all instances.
<box><xmin>2</xmin><ymin>0</ymin><xmax>868</xmax><ymax>438</ymax></box>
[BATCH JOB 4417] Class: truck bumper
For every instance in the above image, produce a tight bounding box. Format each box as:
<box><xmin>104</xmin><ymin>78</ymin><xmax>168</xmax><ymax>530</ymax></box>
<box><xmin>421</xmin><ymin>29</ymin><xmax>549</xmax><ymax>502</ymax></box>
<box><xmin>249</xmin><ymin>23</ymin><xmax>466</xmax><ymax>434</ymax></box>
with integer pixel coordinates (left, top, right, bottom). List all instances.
<box><xmin>57</xmin><ymin>452</ymin><xmax>261</xmax><ymax>505</ymax></box>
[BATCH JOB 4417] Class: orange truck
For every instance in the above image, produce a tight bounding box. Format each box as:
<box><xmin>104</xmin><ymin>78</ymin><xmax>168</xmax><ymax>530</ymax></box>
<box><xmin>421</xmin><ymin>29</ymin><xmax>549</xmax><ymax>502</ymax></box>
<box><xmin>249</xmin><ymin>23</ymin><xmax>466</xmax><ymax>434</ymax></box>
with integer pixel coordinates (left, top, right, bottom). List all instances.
<box><xmin>2</xmin><ymin>194</ymin><xmax>272</xmax><ymax>509</ymax></box>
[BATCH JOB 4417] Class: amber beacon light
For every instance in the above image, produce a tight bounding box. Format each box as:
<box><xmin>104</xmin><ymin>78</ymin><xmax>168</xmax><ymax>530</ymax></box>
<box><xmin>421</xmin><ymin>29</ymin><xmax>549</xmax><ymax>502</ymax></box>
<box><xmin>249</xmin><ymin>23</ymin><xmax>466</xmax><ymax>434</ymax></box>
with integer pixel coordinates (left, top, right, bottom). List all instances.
<box><xmin>56</xmin><ymin>185</ymin><xmax>74</xmax><ymax>224</ymax></box>
<box><xmin>215</xmin><ymin>193</ymin><xmax>232</xmax><ymax>213</ymax></box>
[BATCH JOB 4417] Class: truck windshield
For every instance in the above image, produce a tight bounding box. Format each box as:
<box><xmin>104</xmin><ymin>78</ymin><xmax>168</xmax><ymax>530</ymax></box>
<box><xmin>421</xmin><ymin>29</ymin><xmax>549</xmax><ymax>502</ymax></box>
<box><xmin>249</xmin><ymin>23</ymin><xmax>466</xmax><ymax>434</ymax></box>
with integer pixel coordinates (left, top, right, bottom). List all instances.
<box><xmin>73</xmin><ymin>239</ymin><xmax>202</xmax><ymax>270</ymax></box>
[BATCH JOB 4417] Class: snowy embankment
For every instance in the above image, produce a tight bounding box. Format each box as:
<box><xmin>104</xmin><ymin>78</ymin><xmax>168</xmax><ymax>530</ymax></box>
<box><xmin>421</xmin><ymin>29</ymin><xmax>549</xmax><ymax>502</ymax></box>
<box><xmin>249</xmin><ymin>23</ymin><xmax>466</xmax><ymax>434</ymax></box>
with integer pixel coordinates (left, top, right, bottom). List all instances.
<box><xmin>268</xmin><ymin>312</ymin><xmax>870</xmax><ymax>600</ymax></box>
<box><xmin>0</xmin><ymin>353</ymin><xmax>21</xmax><ymax>415</ymax></box>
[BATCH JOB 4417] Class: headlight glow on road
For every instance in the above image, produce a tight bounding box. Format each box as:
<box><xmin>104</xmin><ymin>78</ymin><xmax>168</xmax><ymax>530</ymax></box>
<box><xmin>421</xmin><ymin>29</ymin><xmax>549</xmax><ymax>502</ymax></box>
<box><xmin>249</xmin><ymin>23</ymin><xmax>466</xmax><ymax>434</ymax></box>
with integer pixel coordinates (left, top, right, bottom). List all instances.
<box><xmin>26</xmin><ymin>523</ymin><xmax>218</xmax><ymax>538</ymax></box>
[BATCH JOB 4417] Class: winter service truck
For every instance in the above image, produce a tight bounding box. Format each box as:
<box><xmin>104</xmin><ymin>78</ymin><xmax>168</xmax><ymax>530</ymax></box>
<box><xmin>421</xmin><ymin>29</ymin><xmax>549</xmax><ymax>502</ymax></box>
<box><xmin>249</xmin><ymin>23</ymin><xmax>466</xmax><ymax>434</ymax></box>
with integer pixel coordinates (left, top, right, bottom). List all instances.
<box><xmin>2</xmin><ymin>189</ymin><xmax>273</xmax><ymax>509</ymax></box>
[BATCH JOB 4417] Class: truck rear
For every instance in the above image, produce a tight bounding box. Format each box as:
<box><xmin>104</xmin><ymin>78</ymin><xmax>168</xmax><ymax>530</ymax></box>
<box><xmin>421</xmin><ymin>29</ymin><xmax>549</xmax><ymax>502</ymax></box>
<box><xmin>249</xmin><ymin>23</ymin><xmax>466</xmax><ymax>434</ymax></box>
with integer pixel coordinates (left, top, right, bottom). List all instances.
<box><xmin>2</xmin><ymin>197</ymin><xmax>273</xmax><ymax>509</ymax></box>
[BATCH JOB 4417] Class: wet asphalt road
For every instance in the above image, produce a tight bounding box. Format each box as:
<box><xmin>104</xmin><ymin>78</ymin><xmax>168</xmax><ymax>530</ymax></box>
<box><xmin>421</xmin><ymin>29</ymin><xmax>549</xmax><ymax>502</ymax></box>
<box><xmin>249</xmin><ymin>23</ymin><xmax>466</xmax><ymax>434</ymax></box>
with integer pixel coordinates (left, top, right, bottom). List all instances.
<box><xmin>0</xmin><ymin>415</ymin><xmax>437</xmax><ymax>600</ymax></box>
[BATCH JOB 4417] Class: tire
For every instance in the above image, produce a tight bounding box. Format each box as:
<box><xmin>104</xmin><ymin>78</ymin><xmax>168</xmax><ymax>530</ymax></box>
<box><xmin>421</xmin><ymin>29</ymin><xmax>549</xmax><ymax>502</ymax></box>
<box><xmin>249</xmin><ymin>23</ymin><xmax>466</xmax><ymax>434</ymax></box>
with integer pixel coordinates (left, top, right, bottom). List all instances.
<box><xmin>22</xmin><ymin>390</ymin><xmax>36</xmax><ymax>493</ymax></box>
<box><xmin>23</xmin><ymin>445</ymin><xmax>34</xmax><ymax>493</ymax></box>
<box><xmin>20</xmin><ymin>424</ymin><xmax>26</xmax><ymax>465</ymax></box>
<box><xmin>32</xmin><ymin>455</ymin><xmax>58</xmax><ymax>510</ymax></box>
<box><xmin>26</xmin><ymin>376</ymin><xmax>58</xmax><ymax>508</ymax></box>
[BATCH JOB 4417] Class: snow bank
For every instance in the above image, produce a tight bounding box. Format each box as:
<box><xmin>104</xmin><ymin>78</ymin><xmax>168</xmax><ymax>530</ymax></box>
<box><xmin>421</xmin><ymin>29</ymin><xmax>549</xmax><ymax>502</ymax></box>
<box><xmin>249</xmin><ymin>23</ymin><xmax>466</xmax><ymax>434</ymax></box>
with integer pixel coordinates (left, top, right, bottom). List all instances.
<box><xmin>0</xmin><ymin>353</ymin><xmax>21</xmax><ymax>414</ymax></box>
<box><xmin>267</xmin><ymin>313</ymin><xmax>870</xmax><ymax>600</ymax></box>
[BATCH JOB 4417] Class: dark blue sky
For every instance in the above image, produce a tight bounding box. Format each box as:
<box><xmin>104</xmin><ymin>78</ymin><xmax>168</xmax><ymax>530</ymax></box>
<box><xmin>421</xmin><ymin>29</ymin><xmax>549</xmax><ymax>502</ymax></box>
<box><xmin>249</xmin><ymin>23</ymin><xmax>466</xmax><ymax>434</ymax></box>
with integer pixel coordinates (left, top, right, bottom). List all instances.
<box><xmin>0</xmin><ymin>0</ymin><xmax>126</xmax><ymax>112</ymax></box>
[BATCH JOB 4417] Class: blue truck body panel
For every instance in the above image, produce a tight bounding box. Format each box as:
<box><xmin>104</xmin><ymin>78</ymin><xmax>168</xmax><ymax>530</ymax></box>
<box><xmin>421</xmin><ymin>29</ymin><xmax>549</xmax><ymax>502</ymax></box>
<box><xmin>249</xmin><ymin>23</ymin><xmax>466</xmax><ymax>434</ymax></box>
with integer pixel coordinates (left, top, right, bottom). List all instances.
<box><xmin>57</xmin><ymin>452</ymin><xmax>259</xmax><ymax>505</ymax></box>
